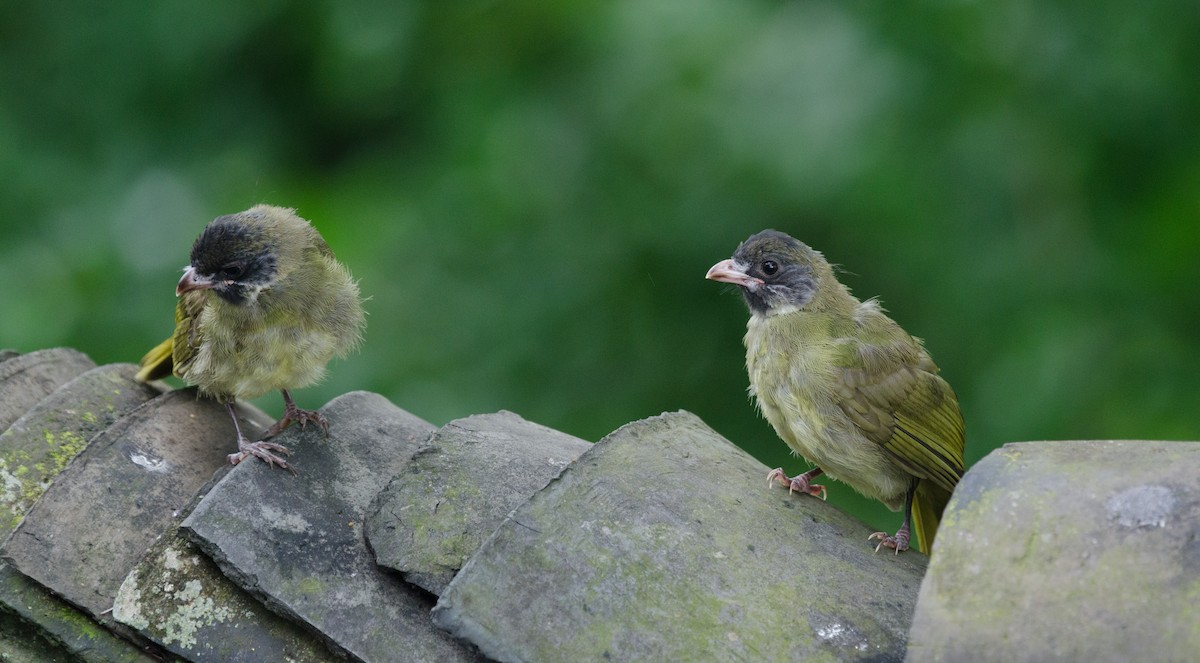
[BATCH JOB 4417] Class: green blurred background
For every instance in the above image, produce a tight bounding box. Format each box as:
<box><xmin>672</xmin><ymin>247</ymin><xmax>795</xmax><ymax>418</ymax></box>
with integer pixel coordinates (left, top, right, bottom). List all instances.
<box><xmin>2</xmin><ymin>1</ymin><xmax>1197</xmax><ymax>532</ymax></box>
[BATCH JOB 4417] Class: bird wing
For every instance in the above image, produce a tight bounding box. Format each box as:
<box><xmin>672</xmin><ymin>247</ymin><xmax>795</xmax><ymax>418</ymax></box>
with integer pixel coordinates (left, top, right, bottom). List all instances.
<box><xmin>135</xmin><ymin>290</ymin><xmax>208</xmax><ymax>382</ymax></box>
<box><xmin>833</xmin><ymin>333</ymin><xmax>965</xmax><ymax>493</ymax></box>
<box><xmin>170</xmin><ymin>290</ymin><xmax>207</xmax><ymax>378</ymax></box>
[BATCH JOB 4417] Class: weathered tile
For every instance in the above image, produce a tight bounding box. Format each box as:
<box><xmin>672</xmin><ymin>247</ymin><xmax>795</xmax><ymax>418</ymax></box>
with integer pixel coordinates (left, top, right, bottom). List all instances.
<box><xmin>0</xmin><ymin>606</ymin><xmax>77</xmax><ymax>663</ymax></box>
<box><xmin>182</xmin><ymin>391</ymin><xmax>485</xmax><ymax>663</ymax></box>
<box><xmin>0</xmin><ymin>363</ymin><xmax>163</xmax><ymax>539</ymax></box>
<box><xmin>907</xmin><ymin>440</ymin><xmax>1200</xmax><ymax>663</ymax></box>
<box><xmin>0</xmin><ymin>348</ymin><xmax>95</xmax><ymax>433</ymax></box>
<box><xmin>0</xmin><ymin>388</ymin><xmax>271</xmax><ymax>618</ymax></box>
<box><xmin>0</xmin><ymin>561</ymin><xmax>159</xmax><ymax>663</ymax></box>
<box><xmin>114</xmin><ymin>530</ymin><xmax>338</xmax><ymax>662</ymax></box>
<box><xmin>434</xmin><ymin>411</ymin><xmax>927</xmax><ymax>663</ymax></box>
<box><xmin>0</xmin><ymin>363</ymin><xmax>175</xmax><ymax>662</ymax></box>
<box><xmin>367</xmin><ymin>410</ymin><xmax>591</xmax><ymax>595</ymax></box>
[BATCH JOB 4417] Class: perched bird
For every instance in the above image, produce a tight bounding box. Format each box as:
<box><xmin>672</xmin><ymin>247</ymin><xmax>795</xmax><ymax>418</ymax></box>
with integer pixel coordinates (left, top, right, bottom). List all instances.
<box><xmin>706</xmin><ymin>230</ymin><xmax>964</xmax><ymax>553</ymax></box>
<box><xmin>137</xmin><ymin>205</ymin><xmax>365</xmax><ymax>471</ymax></box>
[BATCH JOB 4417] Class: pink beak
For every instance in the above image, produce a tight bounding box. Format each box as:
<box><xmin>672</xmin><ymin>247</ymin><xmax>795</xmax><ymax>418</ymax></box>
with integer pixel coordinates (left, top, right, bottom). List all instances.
<box><xmin>706</xmin><ymin>259</ymin><xmax>763</xmax><ymax>289</ymax></box>
<box><xmin>176</xmin><ymin>266</ymin><xmax>215</xmax><ymax>296</ymax></box>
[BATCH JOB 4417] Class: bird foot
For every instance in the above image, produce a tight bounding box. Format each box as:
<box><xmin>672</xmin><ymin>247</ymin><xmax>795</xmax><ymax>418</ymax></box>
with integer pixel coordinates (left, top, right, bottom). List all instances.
<box><xmin>263</xmin><ymin>403</ymin><xmax>329</xmax><ymax>440</ymax></box>
<box><xmin>868</xmin><ymin>529</ymin><xmax>910</xmax><ymax>554</ymax></box>
<box><xmin>766</xmin><ymin>468</ymin><xmax>827</xmax><ymax>500</ymax></box>
<box><xmin>228</xmin><ymin>437</ymin><xmax>296</xmax><ymax>474</ymax></box>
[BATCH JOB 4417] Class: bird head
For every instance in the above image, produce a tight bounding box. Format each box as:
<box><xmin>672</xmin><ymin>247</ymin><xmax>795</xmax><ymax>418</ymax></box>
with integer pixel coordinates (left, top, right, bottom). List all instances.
<box><xmin>706</xmin><ymin>230</ymin><xmax>827</xmax><ymax>317</ymax></box>
<box><xmin>177</xmin><ymin>207</ymin><xmax>291</xmax><ymax>306</ymax></box>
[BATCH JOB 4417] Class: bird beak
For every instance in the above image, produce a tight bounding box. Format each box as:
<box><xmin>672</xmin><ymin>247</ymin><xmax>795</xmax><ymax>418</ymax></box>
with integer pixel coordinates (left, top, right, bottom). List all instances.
<box><xmin>706</xmin><ymin>259</ymin><xmax>763</xmax><ymax>289</ymax></box>
<box><xmin>177</xmin><ymin>266</ymin><xmax>216</xmax><ymax>296</ymax></box>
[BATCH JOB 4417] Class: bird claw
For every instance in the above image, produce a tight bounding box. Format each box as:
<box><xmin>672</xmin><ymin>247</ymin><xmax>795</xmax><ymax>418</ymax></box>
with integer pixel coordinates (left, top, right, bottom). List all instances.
<box><xmin>292</xmin><ymin>408</ymin><xmax>329</xmax><ymax>436</ymax></box>
<box><xmin>263</xmin><ymin>405</ymin><xmax>329</xmax><ymax>440</ymax></box>
<box><xmin>868</xmin><ymin>531</ymin><xmax>909</xmax><ymax>554</ymax></box>
<box><xmin>766</xmin><ymin>468</ymin><xmax>827</xmax><ymax>500</ymax></box>
<box><xmin>229</xmin><ymin>439</ymin><xmax>296</xmax><ymax>474</ymax></box>
<box><xmin>766</xmin><ymin>468</ymin><xmax>786</xmax><ymax>488</ymax></box>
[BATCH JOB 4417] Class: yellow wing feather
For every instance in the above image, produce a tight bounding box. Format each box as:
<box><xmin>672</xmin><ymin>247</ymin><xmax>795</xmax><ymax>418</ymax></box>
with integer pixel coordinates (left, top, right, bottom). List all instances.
<box><xmin>136</xmin><ymin>290</ymin><xmax>207</xmax><ymax>383</ymax></box>
<box><xmin>134</xmin><ymin>337</ymin><xmax>174</xmax><ymax>381</ymax></box>
<box><xmin>834</xmin><ymin>329</ymin><xmax>965</xmax><ymax>554</ymax></box>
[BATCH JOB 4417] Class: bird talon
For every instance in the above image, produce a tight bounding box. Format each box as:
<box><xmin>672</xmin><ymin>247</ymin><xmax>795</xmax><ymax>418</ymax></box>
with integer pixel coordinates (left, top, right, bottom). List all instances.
<box><xmin>766</xmin><ymin>468</ymin><xmax>787</xmax><ymax>489</ymax></box>
<box><xmin>263</xmin><ymin>406</ymin><xmax>329</xmax><ymax>440</ymax></box>
<box><xmin>868</xmin><ymin>531</ymin><xmax>908</xmax><ymax>554</ymax></box>
<box><xmin>296</xmin><ymin>410</ymin><xmax>329</xmax><ymax>437</ymax></box>
<box><xmin>766</xmin><ymin>468</ymin><xmax>827</xmax><ymax>499</ymax></box>
<box><xmin>230</xmin><ymin>439</ymin><xmax>296</xmax><ymax>474</ymax></box>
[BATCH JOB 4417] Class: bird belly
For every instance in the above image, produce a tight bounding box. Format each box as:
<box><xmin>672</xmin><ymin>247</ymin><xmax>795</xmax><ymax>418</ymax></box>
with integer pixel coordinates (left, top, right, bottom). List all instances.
<box><xmin>774</xmin><ymin>406</ymin><xmax>911</xmax><ymax>511</ymax></box>
<box><xmin>746</xmin><ymin>322</ymin><xmax>910</xmax><ymax>509</ymax></box>
<box><xmin>181</xmin><ymin>306</ymin><xmax>342</xmax><ymax>400</ymax></box>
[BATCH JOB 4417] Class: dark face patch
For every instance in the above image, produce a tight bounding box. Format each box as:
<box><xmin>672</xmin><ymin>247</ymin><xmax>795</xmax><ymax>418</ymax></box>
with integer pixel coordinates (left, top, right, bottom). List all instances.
<box><xmin>732</xmin><ymin>230</ymin><xmax>818</xmax><ymax>315</ymax></box>
<box><xmin>189</xmin><ymin>215</ymin><xmax>278</xmax><ymax>306</ymax></box>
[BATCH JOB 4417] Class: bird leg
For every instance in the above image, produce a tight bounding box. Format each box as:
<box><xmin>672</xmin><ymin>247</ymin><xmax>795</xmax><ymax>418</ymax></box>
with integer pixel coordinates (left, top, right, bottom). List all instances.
<box><xmin>224</xmin><ymin>401</ymin><xmax>294</xmax><ymax>473</ymax></box>
<box><xmin>766</xmin><ymin>466</ymin><xmax>827</xmax><ymax>500</ymax></box>
<box><xmin>262</xmin><ymin>389</ymin><xmax>329</xmax><ymax>440</ymax></box>
<box><xmin>869</xmin><ymin>482</ymin><xmax>915</xmax><ymax>554</ymax></box>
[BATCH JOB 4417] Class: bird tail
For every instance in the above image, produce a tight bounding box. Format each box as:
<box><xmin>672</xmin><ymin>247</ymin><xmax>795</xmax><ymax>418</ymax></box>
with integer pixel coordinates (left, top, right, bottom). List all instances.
<box><xmin>135</xmin><ymin>337</ymin><xmax>174</xmax><ymax>382</ymax></box>
<box><xmin>911</xmin><ymin>481</ymin><xmax>952</xmax><ymax>554</ymax></box>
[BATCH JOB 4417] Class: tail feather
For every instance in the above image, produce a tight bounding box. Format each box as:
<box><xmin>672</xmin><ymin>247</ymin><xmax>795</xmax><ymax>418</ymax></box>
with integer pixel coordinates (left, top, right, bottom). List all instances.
<box><xmin>911</xmin><ymin>480</ymin><xmax>952</xmax><ymax>554</ymax></box>
<box><xmin>135</xmin><ymin>337</ymin><xmax>174</xmax><ymax>382</ymax></box>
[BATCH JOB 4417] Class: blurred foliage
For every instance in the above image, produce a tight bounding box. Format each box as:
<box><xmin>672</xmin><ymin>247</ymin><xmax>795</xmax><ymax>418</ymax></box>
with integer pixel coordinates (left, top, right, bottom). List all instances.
<box><xmin>2</xmin><ymin>1</ymin><xmax>1197</xmax><ymax>532</ymax></box>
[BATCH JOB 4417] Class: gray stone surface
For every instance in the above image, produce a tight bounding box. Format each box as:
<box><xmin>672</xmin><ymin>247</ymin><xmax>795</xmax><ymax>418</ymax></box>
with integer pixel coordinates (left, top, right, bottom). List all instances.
<box><xmin>0</xmin><ymin>561</ymin><xmax>158</xmax><ymax>663</ymax></box>
<box><xmin>0</xmin><ymin>388</ymin><xmax>271</xmax><ymax>618</ymax></box>
<box><xmin>0</xmin><ymin>364</ymin><xmax>165</xmax><ymax>662</ymax></box>
<box><xmin>182</xmin><ymin>391</ymin><xmax>485</xmax><ymax>663</ymax></box>
<box><xmin>368</xmin><ymin>410</ymin><xmax>592</xmax><ymax>595</ymax></box>
<box><xmin>0</xmin><ymin>347</ymin><xmax>95</xmax><ymax>432</ymax></box>
<box><xmin>0</xmin><ymin>363</ymin><xmax>163</xmax><ymax>538</ymax></box>
<box><xmin>114</xmin><ymin>530</ymin><xmax>338</xmax><ymax>662</ymax></box>
<box><xmin>433</xmin><ymin>410</ymin><xmax>927</xmax><ymax>663</ymax></box>
<box><xmin>907</xmin><ymin>440</ymin><xmax>1200</xmax><ymax>663</ymax></box>
<box><xmin>0</xmin><ymin>608</ymin><xmax>76</xmax><ymax>663</ymax></box>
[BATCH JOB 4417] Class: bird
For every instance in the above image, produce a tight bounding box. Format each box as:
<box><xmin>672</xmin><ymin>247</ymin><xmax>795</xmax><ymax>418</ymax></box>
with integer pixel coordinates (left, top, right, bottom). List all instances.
<box><xmin>706</xmin><ymin>230</ymin><xmax>964</xmax><ymax>553</ymax></box>
<box><xmin>136</xmin><ymin>204</ymin><xmax>365</xmax><ymax>472</ymax></box>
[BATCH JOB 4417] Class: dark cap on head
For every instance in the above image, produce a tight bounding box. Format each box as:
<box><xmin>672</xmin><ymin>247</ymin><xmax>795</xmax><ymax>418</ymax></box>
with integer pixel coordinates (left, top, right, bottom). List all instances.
<box><xmin>188</xmin><ymin>214</ymin><xmax>280</xmax><ymax>305</ymax></box>
<box><xmin>709</xmin><ymin>229</ymin><xmax>824</xmax><ymax>316</ymax></box>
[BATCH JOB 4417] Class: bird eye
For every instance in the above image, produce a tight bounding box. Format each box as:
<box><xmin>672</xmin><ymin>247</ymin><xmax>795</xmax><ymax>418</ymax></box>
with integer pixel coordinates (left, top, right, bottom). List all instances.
<box><xmin>219</xmin><ymin>263</ymin><xmax>245</xmax><ymax>281</ymax></box>
<box><xmin>761</xmin><ymin>260</ymin><xmax>779</xmax><ymax>276</ymax></box>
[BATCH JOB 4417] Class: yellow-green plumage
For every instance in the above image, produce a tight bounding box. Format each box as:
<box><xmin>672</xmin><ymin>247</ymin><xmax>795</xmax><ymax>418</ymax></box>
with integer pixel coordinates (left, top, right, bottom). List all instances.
<box><xmin>136</xmin><ymin>337</ymin><xmax>174</xmax><ymax>382</ymax></box>
<box><xmin>137</xmin><ymin>205</ymin><xmax>362</xmax><ymax>400</ymax></box>
<box><xmin>709</xmin><ymin>230</ymin><xmax>964</xmax><ymax>553</ymax></box>
<box><xmin>136</xmin><ymin>205</ymin><xmax>364</xmax><ymax>470</ymax></box>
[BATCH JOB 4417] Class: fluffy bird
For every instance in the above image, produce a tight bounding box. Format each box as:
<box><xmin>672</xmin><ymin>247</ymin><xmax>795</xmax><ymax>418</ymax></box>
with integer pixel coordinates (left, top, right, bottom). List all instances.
<box><xmin>706</xmin><ymin>230</ymin><xmax>964</xmax><ymax>553</ymax></box>
<box><xmin>137</xmin><ymin>205</ymin><xmax>365</xmax><ymax>471</ymax></box>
